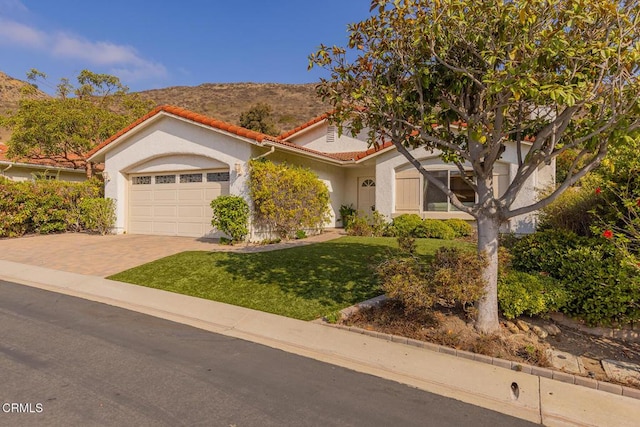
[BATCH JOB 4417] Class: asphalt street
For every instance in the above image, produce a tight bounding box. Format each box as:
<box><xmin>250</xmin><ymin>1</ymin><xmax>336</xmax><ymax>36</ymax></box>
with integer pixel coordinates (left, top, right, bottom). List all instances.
<box><xmin>0</xmin><ymin>280</ymin><xmax>539</xmax><ymax>426</ymax></box>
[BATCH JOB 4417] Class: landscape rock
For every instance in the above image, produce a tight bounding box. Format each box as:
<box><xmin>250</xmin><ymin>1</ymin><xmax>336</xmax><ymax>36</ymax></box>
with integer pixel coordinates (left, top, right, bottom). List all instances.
<box><xmin>543</xmin><ymin>323</ymin><xmax>562</xmax><ymax>336</ymax></box>
<box><xmin>516</xmin><ymin>319</ymin><xmax>530</xmax><ymax>332</ymax></box>
<box><xmin>504</xmin><ymin>321</ymin><xmax>520</xmax><ymax>334</ymax></box>
<box><xmin>532</xmin><ymin>325</ymin><xmax>548</xmax><ymax>339</ymax></box>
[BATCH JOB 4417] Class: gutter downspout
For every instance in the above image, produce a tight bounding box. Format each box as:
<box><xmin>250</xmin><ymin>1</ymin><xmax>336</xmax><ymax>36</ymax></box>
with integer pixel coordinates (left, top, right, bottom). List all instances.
<box><xmin>1</xmin><ymin>163</ymin><xmax>12</xmax><ymax>177</ymax></box>
<box><xmin>253</xmin><ymin>145</ymin><xmax>275</xmax><ymax>160</ymax></box>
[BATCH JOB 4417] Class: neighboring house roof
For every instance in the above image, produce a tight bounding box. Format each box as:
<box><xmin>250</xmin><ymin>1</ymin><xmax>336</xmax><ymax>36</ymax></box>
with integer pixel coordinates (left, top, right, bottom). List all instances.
<box><xmin>0</xmin><ymin>143</ymin><xmax>85</xmax><ymax>172</ymax></box>
<box><xmin>88</xmin><ymin>105</ymin><xmax>393</xmax><ymax>165</ymax></box>
<box><xmin>278</xmin><ymin>113</ymin><xmax>328</xmax><ymax>140</ymax></box>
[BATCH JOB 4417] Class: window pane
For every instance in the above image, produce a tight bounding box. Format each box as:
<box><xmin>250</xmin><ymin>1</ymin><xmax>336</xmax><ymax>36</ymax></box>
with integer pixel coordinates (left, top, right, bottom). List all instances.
<box><xmin>132</xmin><ymin>176</ymin><xmax>151</xmax><ymax>185</ymax></box>
<box><xmin>155</xmin><ymin>175</ymin><xmax>176</xmax><ymax>184</ymax></box>
<box><xmin>179</xmin><ymin>173</ymin><xmax>203</xmax><ymax>183</ymax></box>
<box><xmin>450</xmin><ymin>172</ymin><xmax>475</xmax><ymax>209</ymax></box>
<box><xmin>206</xmin><ymin>172</ymin><xmax>230</xmax><ymax>182</ymax></box>
<box><xmin>423</xmin><ymin>171</ymin><xmax>448</xmax><ymax>211</ymax></box>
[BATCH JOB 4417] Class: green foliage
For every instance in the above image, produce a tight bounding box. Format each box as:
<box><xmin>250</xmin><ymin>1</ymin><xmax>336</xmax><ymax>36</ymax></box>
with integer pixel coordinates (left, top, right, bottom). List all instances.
<box><xmin>339</xmin><ymin>204</ymin><xmax>357</xmax><ymax>229</ymax></box>
<box><xmin>429</xmin><ymin>247</ymin><xmax>487</xmax><ymax>312</ymax></box>
<box><xmin>377</xmin><ymin>246</ymin><xmax>486</xmax><ymax>316</ymax></box>
<box><xmin>79</xmin><ymin>198</ymin><xmax>116</xmax><ymax>235</ymax></box>
<box><xmin>509</xmin><ymin>229</ymin><xmax>584</xmax><ymax>274</ymax></box>
<box><xmin>538</xmin><ymin>185</ymin><xmax>599</xmax><ymax>236</ymax></box>
<box><xmin>0</xmin><ymin>178</ymin><xmax>103</xmax><ymax>237</ymax></box>
<box><xmin>0</xmin><ymin>69</ymin><xmax>153</xmax><ymax>170</ymax></box>
<box><xmin>444</xmin><ymin>219</ymin><xmax>473</xmax><ymax>238</ymax></box>
<box><xmin>238</xmin><ymin>103</ymin><xmax>279</xmax><ymax>136</ymax></box>
<box><xmin>346</xmin><ymin>215</ymin><xmax>373</xmax><ymax>236</ymax></box>
<box><xmin>295</xmin><ymin>230</ymin><xmax>307</xmax><ymax>240</ymax></box>
<box><xmin>389</xmin><ymin>215</ymin><xmax>458</xmax><ymax>239</ymax></box>
<box><xmin>390</xmin><ymin>214</ymin><xmax>423</xmax><ymax>237</ymax></box>
<box><xmin>421</xmin><ymin>219</ymin><xmax>456</xmax><ymax>240</ymax></box>
<box><xmin>498</xmin><ymin>271</ymin><xmax>568</xmax><ymax>320</ymax></box>
<box><xmin>509</xmin><ymin>229</ymin><xmax>640</xmax><ymax>326</ymax></box>
<box><xmin>210</xmin><ymin>195</ymin><xmax>249</xmax><ymax>243</ymax></box>
<box><xmin>249</xmin><ymin>159</ymin><xmax>330</xmax><ymax>239</ymax></box>
<box><xmin>377</xmin><ymin>256</ymin><xmax>433</xmax><ymax>315</ymax></box>
<box><xmin>397</xmin><ymin>235</ymin><xmax>417</xmax><ymax>254</ymax></box>
<box><xmin>557</xmin><ymin>244</ymin><xmax>640</xmax><ymax>326</ymax></box>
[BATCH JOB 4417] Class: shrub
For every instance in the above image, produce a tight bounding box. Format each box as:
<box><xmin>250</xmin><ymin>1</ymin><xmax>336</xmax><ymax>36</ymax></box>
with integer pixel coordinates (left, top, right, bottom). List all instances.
<box><xmin>249</xmin><ymin>159</ymin><xmax>330</xmax><ymax>239</ymax></box>
<box><xmin>295</xmin><ymin>230</ymin><xmax>307</xmax><ymax>239</ymax></box>
<box><xmin>538</xmin><ymin>186</ymin><xmax>599</xmax><ymax>236</ymax></box>
<box><xmin>429</xmin><ymin>247</ymin><xmax>486</xmax><ymax>312</ymax></box>
<box><xmin>210</xmin><ymin>195</ymin><xmax>249</xmax><ymax>243</ymax></box>
<box><xmin>444</xmin><ymin>218</ymin><xmax>473</xmax><ymax>237</ymax></box>
<box><xmin>507</xmin><ymin>229</ymin><xmax>640</xmax><ymax>326</ymax></box>
<box><xmin>558</xmin><ymin>244</ymin><xmax>640</xmax><ymax>326</ymax></box>
<box><xmin>390</xmin><ymin>214</ymin><xmax>424</xmax><ymax>237</ymax></box>
<box><xmin>421</xmin><ymin>219</ymin><xmax>457</xmax><ymax>240</ymax></box>
<box><xmin>339</xmin><ymin>204</ymin><xmax>357</xmax><ymax>229</ymax></box>
<box><xmin>346</xmin><ymin>215</ymin><xmax>373</xmax><ymax>236</ymax></box>
<box><xmin>79</xmin><ymin>198</ymin><xmax>116</xmax><ymax>235</ymax></box>
<box><xmin>498</xmin><ymin>271</ymin><xmax>568</xmax><ymax>320</ymax></box>
<box><xmin>509</xmin><ymin>229</ymin><xmax>584</xmax><ymax>275</ymax></box>
<box><xmin>0</xmin><ymin>178</ymin><xmax>102</xmax><ymax>237</ymax></box>
<box><xmin>377</xmin><ymin>246</ymin><xmax>486</xmax><ymax>317</ymax></box>
<box><xmin>377</xmin><ymin>256</ymin><xmax>433</xmax><ymax>315</ymax></box>
<box><xmin>397</xmin><ymin>235</ymin><xmax>417</xmax><ymax>254</ymax></box>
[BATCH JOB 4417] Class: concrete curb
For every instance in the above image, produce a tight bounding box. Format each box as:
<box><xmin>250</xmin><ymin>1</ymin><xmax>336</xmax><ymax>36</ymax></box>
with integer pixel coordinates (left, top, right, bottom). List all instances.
<box><xmin>326</xmin><ymin>323</ymin><xmax>640</xmax><ymax>401</ymax></box>
<box><xmin>1</xmin><ymin>260</ymin><xmax>639</xmax><ymax>426</ymax></box>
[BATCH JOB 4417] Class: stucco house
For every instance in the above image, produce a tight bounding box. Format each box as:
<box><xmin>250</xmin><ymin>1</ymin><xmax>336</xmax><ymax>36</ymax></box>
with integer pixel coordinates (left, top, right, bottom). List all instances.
<box><xmin>0</xmin><ymin>143</ymin><xmax>87</xmax><ymax>182</ymax></box>
<box><xmin>87</xmin><ymin>105</ymin><xmax>554</xmax><ymax>240</ymax></box>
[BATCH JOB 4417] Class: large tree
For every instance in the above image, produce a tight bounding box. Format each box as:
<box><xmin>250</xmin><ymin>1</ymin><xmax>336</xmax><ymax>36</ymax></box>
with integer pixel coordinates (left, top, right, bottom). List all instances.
<box><xmin>309</xmin><ymin>0</ymin><xmax>640</xmax><ymax>333</ymax></box>
<box><xmin>1</xmin><ymin>69</ymin><xmax>153</xmax><ymax>172</ymax></box>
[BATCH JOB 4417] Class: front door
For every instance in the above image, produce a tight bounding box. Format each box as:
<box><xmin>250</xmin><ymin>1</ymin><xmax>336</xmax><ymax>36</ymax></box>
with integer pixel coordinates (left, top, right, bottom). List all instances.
<box><xmin>357</xmin><ymin>177</ymin><xmax>376</xmax><ymax>214</ymax></box>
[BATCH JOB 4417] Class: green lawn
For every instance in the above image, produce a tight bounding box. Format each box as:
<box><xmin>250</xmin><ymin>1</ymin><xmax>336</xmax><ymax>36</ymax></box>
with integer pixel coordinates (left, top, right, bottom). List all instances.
<box><xmin>108</xmin><ymin>236</ymin><xmax>468</xmax><ymax>320</ymax></box>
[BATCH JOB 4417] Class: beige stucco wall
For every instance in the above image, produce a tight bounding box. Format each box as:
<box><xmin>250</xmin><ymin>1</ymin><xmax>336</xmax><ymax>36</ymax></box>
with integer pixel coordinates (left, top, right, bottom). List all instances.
<box><xmin>287</xmin><ymin>122</ymin><xmax>370</xmax><ymax>153</ymax></box>
<box><xmin>102</xmin><ymin>115</ymin><xmax>253</xmax><ymax>234</ymax></box>
<box><xmin>374</xmin><ymin>141</ymin><xmax>550</xmax><ymax>233</ymax></box>
<box><xmin>0</xmin><ymin>164</ymin><xmax>86</xmax><ymax>182</ymax></box>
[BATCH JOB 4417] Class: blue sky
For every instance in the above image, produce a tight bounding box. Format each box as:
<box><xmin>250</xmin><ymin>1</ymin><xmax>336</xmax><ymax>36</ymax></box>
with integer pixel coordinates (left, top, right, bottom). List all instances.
<box><xmin>0</xmin><ymin>0</ymin><xmax>372</xmax><ymax>94</ymax></box>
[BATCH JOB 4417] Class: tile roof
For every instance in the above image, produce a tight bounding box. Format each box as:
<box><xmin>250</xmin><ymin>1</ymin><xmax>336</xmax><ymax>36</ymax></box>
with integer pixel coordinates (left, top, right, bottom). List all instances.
<box><xmin>278</xmin><ymin>113</ymin><xmax>328</xmax><ymax>140</ymax></box>
<box><xmin>88</xmin><ymin>105</ymin><xmax>279</xmax><ymax>159</ymax></box>
<box><xmin>0</xmin><ymin>143</ymin><xmax>83</xmax><ymax>170</ymax></box>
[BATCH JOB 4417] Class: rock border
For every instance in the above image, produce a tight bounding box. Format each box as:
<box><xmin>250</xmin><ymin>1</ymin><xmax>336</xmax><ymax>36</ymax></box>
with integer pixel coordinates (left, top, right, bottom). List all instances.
<box><xmin>323</xmin><ymin>296</ymin><xmax>640</xmax><ymax>401</ymax></box>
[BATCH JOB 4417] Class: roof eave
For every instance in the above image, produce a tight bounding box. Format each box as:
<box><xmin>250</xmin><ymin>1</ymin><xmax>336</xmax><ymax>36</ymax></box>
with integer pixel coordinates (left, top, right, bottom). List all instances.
<box><xmin>0</xmin><ymin>160</ymin><xmax>85</xmax><ymax>173</ymax></box>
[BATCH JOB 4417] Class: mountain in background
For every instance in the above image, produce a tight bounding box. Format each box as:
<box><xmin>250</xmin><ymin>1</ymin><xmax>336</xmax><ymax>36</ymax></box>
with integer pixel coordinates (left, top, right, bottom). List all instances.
<box><xmin>0</xmin><ymin>71</ymin><xmax>329</xmax><ymax>143</ymax></box>
<box><xmin>138</xmin><ymin>82</ymin><xmax>329</xmax><ymax>134</ymax></box>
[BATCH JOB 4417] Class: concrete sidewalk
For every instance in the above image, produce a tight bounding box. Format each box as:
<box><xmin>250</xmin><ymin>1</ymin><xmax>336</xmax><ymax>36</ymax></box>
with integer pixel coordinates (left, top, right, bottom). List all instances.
<box><xmin>1</xmin><ymin>260</ymin><xmax>639</xmax><ymax>426</ymax></box>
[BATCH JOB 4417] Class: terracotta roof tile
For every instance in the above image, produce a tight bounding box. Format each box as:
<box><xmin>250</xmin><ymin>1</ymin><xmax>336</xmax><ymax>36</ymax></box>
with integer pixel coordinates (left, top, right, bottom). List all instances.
<box><xmin>278</xmin><ymin>113</ymin><xmax>328</xmax><ymax>140</ymax></box>
<box><xmin>0</xmin><ymin>142</ymin><xmax>84</xmax><ymax>170</ymax></box>
<box><xmin>88</xmin><ymin>105</ymin><xmax>279</xmax><ymax>159</ymax></box>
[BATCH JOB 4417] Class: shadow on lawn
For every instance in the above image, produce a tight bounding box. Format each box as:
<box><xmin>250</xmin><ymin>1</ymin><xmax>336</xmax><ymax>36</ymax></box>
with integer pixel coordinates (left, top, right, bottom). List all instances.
<box><xmin>209</xmin><ymin>241</ymin><xmax>395</xmax><ymax>306</ymax></box>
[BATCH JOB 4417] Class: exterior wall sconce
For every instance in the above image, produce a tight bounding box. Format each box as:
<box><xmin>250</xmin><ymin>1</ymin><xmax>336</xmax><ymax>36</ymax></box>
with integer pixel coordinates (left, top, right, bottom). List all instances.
<box><xmin>235</xmin><ymin>163</ymin><xmax>243</xmax><ymax>175</ymax></box>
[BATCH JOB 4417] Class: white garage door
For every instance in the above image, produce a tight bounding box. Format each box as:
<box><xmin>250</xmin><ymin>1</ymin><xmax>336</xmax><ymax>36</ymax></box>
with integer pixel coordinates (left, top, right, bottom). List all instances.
<box><xmin>128</xmin><ymin>170</ymin><xmax>230</xmax><ymax>237</ymax></box>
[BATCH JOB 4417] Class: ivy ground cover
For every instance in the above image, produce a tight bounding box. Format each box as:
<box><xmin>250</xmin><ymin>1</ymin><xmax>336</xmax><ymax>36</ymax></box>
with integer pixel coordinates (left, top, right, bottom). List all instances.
<box><xmin>108</xmin><ymin>236</ymin><xmax>466</xmax><ymax>320</ymax></box>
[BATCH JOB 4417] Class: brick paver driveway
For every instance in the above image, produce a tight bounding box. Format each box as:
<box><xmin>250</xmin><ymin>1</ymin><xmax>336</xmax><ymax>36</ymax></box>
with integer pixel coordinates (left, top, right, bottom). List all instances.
<box><xmin>0</xmin><ymin>233</ymin><xmax>224</xmax><ymax>277</ymax></box>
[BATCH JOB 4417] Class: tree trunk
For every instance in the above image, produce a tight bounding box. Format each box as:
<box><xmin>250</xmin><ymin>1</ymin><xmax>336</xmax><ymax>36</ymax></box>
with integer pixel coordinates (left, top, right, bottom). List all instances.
<box><xmin>475</xmin><ymin>214</ymin><xmax>501</xmax><ymax>334</ymax></box>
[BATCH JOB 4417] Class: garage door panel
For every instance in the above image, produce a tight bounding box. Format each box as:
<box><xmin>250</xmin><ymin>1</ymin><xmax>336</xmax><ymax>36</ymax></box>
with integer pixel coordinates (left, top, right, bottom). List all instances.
<box><xmin>177</xmin><ymin>205</ymin><xmax>205</xmax><ymax>218</ymax></box>
<box><xmin>130</xmin><ymin>206</ymin><xmax>153</xmax><ymax>217</ymax></box>
<box><xmin>129</xmin><ymin>170</ymin><xmax>228</xmax><ymax>238</ymax></box>
<box><xmin>178</xmin><ymin>188</ymin><xmax>205</xmax><ymax>201</ymax></box>
<box><xmin>130</xmin><ymin>190</ymin><xmax>153</xmax><ymax>202</ymax></box>
<box><xmin>152</xmin><ymin>221</ymin><xmax>178</xmax><ymax>235</ymax></box>
<box><xmin>154</xmin><ymin>189</ymin><xmax>178</xmax><ymax>201</ymax></box>
<box><xmin>129</xmin><ymin>220</ymin><xmax>153</xmax><ymax>234</ymax></box>
<box><xmin>153</xmin><ymin>206</ymin><xmax>178</xmax><ymax>218</ymax></box>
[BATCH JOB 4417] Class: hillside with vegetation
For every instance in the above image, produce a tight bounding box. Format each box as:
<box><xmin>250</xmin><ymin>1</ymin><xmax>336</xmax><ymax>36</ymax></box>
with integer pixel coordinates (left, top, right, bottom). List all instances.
<box><xmin>0</xmin><ymin>71</ymin><xmax>329</xmax><ymax>144</ymax></box>
<box><xmin>137</xmin><ymin>82</ymin><xmax>328</xmax><ymax>134</ymax></box>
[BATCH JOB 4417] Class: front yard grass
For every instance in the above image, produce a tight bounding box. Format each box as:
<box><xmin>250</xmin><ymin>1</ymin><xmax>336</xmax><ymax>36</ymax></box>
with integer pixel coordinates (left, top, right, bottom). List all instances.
<box><xmin>108</xmin><ymin>236</ymin><xmax>468</xmax><ymax>320</ymax></box>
